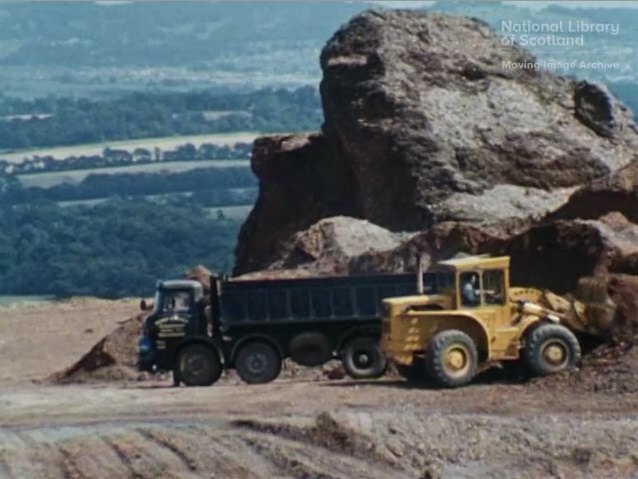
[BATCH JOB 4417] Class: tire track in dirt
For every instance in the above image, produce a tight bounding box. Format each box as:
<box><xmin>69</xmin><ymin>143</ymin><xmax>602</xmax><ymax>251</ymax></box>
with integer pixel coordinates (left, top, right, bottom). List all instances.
<box><xmin>0</xmin><ymin>453</ymin><xmax>16</xmax><ymax>479</ymax></box>
<box><xmin>14</xmin><ymin>431</ymin><xmax>68</xmax><ymax>479</ymax></box>
<box><xmin>212</xmin><ymin>431</ymin><xmax>284</xmax><ymax>479</ymax></box>
<box><xmin>230</xmin><ymin>416</ymin><xmax>410</xmax><ymax>479</ymax></box>
<box><xmin>57</xmin><ymin>446</ymin><xmax>88</xmax><ymax>479</ymax></box>
<box><xmin>167</xmin><ymin>425</ymin><xmax>271</xmax><ymax>479</ymax></box>
<box><xmin>239</xmin><ymin>434</ymin><xmax>337</xmax><ymax>479</ymax></box>
<box><xmin>134</xmin><ymin>428</ymin><xmax>198</xmax><ymax>474</ymax></box>
<box><xmin>55</xmin><ymin>435</ymin><xmax>133</xmax><ymax>479</ymax></box>
<box><xmin>101</xmin><ymin>436</ymin><xmax>139</xmax><ymax>479</ymax></box>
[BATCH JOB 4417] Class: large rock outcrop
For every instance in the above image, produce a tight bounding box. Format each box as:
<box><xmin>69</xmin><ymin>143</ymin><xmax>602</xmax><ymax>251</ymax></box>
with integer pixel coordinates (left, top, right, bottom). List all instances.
<box><xmin>235</xmin><ymin>134</ymin><xmax>361</xmax><ymax>274</ymax></box>
<box><xmin>235</xmin><ymin>9</ymin><xmax>638</xmax><ymax>274</ymax></box>
<box><xmin>255</xmin><ymin>214</ymin><xmax>638</xmax><ymax>294</ymax></box>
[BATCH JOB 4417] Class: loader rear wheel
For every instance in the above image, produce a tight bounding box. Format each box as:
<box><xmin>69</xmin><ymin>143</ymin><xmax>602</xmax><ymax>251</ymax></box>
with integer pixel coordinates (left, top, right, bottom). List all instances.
<box><xmin>341</xmin><ymin>337</ymin><xmax>387</xmax><ymax>379</ymax></box>
<box><xmin>425</xmin><ymin>330</ymin><xmax>478</xmax><ymax>388</ymax></box>
<box><xmin>177</xmin><ymin>344</ymin><xmax>221</xmax><ymax>387</ymax></box>
<box><xmin>235</xmin><ymin>342</ymin><xmax>282</xmax><ymax>384</ymax></box>
<box><xmin>523</xmin><ymin>324</ymin><xmax>581</xmax><ymax>376</ymax></box>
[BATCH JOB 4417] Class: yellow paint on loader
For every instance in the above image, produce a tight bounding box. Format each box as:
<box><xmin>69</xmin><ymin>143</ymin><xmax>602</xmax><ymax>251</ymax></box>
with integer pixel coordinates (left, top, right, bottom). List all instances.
<box><xmin>382</xmin><ymin>255</ymin><xmax>589</xmax><ymax>387</ymax></box>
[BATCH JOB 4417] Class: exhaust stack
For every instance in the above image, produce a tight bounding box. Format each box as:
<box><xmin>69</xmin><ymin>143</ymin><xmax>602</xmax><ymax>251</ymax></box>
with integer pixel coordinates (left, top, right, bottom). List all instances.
<box><xmin>416</xmin><ymin>253</ymin><xmax>424</xmax><ymax>294</ymax></box>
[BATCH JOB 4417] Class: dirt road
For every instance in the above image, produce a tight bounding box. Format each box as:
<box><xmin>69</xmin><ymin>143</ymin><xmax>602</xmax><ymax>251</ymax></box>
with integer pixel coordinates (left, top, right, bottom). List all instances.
<box><xmin>1</xmin><ymin>300</ymin><xmax>638</xmax><ymax>479</ymax></box>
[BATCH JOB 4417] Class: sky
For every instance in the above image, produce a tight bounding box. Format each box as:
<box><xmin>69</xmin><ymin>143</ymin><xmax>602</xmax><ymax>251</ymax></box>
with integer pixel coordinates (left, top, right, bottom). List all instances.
<box><xmin>370</xmin><ymin>1</ymin><xmax>638</xmax><ymax>9</ymax></box>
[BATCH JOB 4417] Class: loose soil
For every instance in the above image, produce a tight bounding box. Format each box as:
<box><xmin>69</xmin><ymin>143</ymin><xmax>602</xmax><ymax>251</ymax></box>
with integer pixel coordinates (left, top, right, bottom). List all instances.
<box><xmin>2</xmin><ymin>298</ymin><xmax>638</xmax><ymax>479</ymax></box>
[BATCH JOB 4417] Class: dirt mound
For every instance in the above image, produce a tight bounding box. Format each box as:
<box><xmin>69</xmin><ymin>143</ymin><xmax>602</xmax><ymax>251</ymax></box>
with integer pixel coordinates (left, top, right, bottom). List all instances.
<box><xmin>50</xmin><ymin>313</ymin><xmax>145</xmax><ymax>384</ymax></box>
<box><xmin>184</xmin><ymin>264</ymin><xmax>214</xmax><ymax>292</ymax></box>
<box><xmin>534</xmin><ymin>343</ymin><xmax>638</xmax><ymax>394</ymax></box>
<box><xmin>232</xmin><ymin>411</ymin><xmax>387</xmax><ymax>465</ymax></box>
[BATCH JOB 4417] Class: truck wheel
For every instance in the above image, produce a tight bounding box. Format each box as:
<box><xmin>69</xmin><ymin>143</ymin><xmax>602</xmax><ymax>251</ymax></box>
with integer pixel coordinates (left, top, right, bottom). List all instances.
<box><xmin>341</xmin><ymin>337</ymin><xmax>387</xmax><ymax>379</ymax></box>
<box><xmin>177</xmin><ymin>344</ymin><xmax>221</xmax><ymax>387</ymax></box>
<box><xmin>235</xmin><ymin>342</ymin><xmax>282</xmax><ymax>384</ymax></box>
<box><xmin>425</xmin><ymin>330</ymin><xmax>478</xmax><ymax>388</ymax></box>
<box><xmin>523</xmin><ymin>324</ymin><xmax>581</xmax><ymax>376</ymax></box>
<box><xmin>289</xmin><ymin>332</ymin><xmax>332</xmax><ymax>367</ymax></box>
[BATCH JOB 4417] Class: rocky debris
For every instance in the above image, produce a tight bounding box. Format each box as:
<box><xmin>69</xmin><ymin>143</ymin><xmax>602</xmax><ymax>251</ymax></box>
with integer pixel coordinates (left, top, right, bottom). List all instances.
<box><xmin>184</xmin><ymin>264</ymin><xmax>214</xmax><ymax>293</ymax></box>
<box><xmin>270</xmin><ymin>216</ymin><xmax>415</xmax><ymax>275</ymax></box>
<box><xmin>235</xmin><ymin>10</ymin><xmax>638</xmax><ymax>274</ymax></box>
<box><xmin>252</xmin><ymin>214</ymin><xmax>637</xmax><ymax>294</ymax></box>
<box><xmin>504</xmin><ymin>213</ymin><xmax>638</xmax><ymax>293</ymax></box>
<box><xmin>549</xmin><ymin>159</ymin><xmax>638</xmax><ymax>224</ymax></box>
<box><xmin>50</xmin><ymin>313</ymin><xmax>146</xmax><ymax>384</ymax></box>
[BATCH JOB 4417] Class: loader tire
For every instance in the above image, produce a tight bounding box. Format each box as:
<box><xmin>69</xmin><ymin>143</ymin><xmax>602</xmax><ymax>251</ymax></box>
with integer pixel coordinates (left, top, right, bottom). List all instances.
<box><xmin>425</xmin><ymin>330</ymin><xmax>478</xmax><ymax>388</ymax></box>
<box><xmin>523</xmin><ymin>324</ymin><xmax>581</xmax><ymax>376</ymax></box>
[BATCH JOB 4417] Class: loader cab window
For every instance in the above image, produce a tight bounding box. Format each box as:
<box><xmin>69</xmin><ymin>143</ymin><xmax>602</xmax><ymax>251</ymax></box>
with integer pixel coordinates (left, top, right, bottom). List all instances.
<box><xmin>483</xmin><ymin>269</ymin><xmax>506</xmax><ymax>305</ymax></box>
<box><xmin>459</xmin><ymin>272</ymin><xmax>481</xmax><ymax>308</ymax></box>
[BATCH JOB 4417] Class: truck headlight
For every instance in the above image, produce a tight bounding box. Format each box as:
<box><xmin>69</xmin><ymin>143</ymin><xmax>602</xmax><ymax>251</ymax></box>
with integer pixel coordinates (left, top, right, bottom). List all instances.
<box><xmin>137</xmin><ymin>336</ymin><xmax>152</xmax><ymax>354</ymax></box>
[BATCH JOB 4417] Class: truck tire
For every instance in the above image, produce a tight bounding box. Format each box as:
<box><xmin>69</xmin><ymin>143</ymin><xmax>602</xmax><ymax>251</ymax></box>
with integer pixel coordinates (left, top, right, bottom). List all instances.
<box><xmin>289</xmin><ymin>332</ymin><xmax>332</xmax><ymax>367</ymax></box>
<box><xmin>235</xmin><ymin>342</ymin><xmax>282</xmax><ymax>384</ymax></box>
<box><xmin>425</xmin><ymin>330</ymin><xmax>478</xmax><ymax>388</ymax></box>
<box><xmin>177</xmin><ymin>344</ymin><xmax>221</xmax><ymax>387</ymax></box>
<box><xmin>523</xmin><ymin>324</ymin><xmax>581</xmax><ymax>376</ymax></box>
<box><xmin>341</xmin><ymin>336</ymin><xmax>387</xmax><ymax>379</ymax></box>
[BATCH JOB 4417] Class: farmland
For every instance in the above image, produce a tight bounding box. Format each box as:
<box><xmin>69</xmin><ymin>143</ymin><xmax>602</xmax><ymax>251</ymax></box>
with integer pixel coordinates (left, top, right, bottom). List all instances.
<box><xmin>18</xmin><ymin>159</ymin><xmax>250</xmax><ymax>188</ymax></box>
<box><xmin>1</xmin><ymin>132</ymin><xmax>260</xmax><ymax>163</ymax></box>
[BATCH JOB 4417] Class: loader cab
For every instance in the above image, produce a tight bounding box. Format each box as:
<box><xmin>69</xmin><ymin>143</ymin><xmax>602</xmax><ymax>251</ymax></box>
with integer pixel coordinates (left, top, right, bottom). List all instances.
<box><xmin>436</xmin><ymin>256</ymin><xmax>510</xmax><ymax>310</ymax></box>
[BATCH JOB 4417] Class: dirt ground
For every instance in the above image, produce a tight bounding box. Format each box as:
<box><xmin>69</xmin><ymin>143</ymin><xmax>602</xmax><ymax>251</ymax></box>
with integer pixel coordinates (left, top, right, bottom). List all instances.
<box><xmin>1</xmin><ymin>300</ymin><xmax>638</xmax><ymax>479</ymax></box>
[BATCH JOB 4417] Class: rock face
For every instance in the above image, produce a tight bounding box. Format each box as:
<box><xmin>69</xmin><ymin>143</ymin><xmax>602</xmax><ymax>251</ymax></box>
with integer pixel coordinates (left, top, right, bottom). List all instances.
<box><xmin>235</xmin><ymin>134</ymin><xmax>361</xmax><ymax>274</ymax></box>
<box><xmin>235</xmin><ymin>9</ymin><xmax>638</xmax><ymax>275</ymax></box>
<box><xmin>320</xmin><ymin>11</ymin><xmax>636</xmax><ymax>230</ymax></box>
<box><xmin>549</xmin><ymin>159</ymin><xmax>638</xmax><ymax>224</ymax></box>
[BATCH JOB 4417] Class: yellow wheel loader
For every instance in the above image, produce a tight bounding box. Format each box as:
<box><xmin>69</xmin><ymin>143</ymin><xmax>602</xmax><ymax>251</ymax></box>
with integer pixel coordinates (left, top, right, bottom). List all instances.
<box><xmin>380</xmin><ymin>255</ymin><xmax>602</xmax><ymax>388</ymax></box>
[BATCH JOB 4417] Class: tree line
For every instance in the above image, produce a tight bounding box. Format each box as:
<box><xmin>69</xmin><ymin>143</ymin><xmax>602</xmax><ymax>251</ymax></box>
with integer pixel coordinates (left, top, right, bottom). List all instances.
<box><xmin>0</xmin><ymin>86</ymin><xmax>322</xmax><ymax>150</ymax></box>
<box><xmin>3</xmin><ymin>167</ymin><xmax>257</xmax><ymax>204</ymax></box>
<box><xmin>2</xmin><ymin>142</ymin><xmax>252</xmax><ymax>175</ymax></box>
<box><xmin>0</xmin><ymin>198</ymin><xmax>241</xmax><ymax>298</ymax></box>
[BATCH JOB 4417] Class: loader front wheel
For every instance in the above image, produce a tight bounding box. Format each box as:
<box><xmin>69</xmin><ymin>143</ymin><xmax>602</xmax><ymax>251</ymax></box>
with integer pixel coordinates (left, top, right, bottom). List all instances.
<box><xmin>425</xmin><ymin>330</ymin><xmax>478</xmax><ymax>388</ymax></box>
<box><xmin>523</xmin><ymin>324</ymin><xmax>581</xmax><ymax>376</ymax></box>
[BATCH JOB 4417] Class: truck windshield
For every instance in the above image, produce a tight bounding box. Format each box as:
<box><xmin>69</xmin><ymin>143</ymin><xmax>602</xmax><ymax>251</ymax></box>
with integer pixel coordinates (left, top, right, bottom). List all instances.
<box><xmin>160</xmin><ymin>291</ymin><xmax>193</xmax><ymax>314</ymax></box>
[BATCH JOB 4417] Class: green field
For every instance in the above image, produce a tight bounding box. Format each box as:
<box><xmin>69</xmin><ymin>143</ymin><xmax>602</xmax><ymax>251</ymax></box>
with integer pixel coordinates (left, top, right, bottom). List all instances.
<box><xmin>18</xmin><ymin>159</ymin><xmax>250</xmax><ymax>188</ymax></box>
<box><xmin>1</xmin><ymin>132</ymin><xmax>260</xmax><ymax>163</ymax></box>
<box><xmin>59</xmin><ymin>201</ymin><xmax>253</xmax><ymax>220</ymax></box>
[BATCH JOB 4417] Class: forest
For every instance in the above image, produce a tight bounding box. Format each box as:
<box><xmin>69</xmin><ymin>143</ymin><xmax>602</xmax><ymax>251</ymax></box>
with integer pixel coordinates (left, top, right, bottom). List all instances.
<box><xmin>0</xmin><ymin>86</ymin><xmax>321</xmax><ymax>149</ymax></box>
<box><xmin>0</xmin><ymin>197</ymin><xmax>241</xmax><ymax>298</ymax></box>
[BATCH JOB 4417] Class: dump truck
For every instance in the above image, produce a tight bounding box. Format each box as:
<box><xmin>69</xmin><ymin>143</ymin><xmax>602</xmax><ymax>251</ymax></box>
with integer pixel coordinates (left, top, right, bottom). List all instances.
<box><xmin>381</xmin><ymin>255</ymin><xmax>586</xmax><ymax>388</ymax></box>
<box><xmin>137</xmin><ymin>271</ymin><xmax>452</xmax><ymax>386</ymax></box>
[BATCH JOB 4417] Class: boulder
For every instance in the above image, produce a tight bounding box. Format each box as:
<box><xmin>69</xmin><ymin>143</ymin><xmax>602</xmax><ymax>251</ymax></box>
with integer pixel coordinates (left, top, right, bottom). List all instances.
<box><xmin>235</xmin><ymin>10</ymin><xmax>638</xmax><ymax>274</ymax></box>
<box><xmin>234</xmin><ymin>134</ymin><xmax>360</xmax><ymax>275</ymax></box>
<box><xmin>548</xmin><ymin>159</ymin><xmax>638</xmax><ymax>224</ymax></box>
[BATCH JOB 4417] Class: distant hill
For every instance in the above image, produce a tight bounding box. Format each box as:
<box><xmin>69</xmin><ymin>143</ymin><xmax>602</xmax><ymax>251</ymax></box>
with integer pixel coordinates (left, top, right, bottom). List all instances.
<box><xmin>1</xmin><ymin>1</ymin><xmax>637</xmax><ymax>105</ymax></box>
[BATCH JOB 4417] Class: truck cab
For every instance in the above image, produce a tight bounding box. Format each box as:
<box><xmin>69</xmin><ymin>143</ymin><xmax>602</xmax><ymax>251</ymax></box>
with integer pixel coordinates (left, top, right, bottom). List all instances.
<box><xmin>138</xmin><ymin>280</ymin><xmax>207</xmax><ymax>373</ymax></box>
